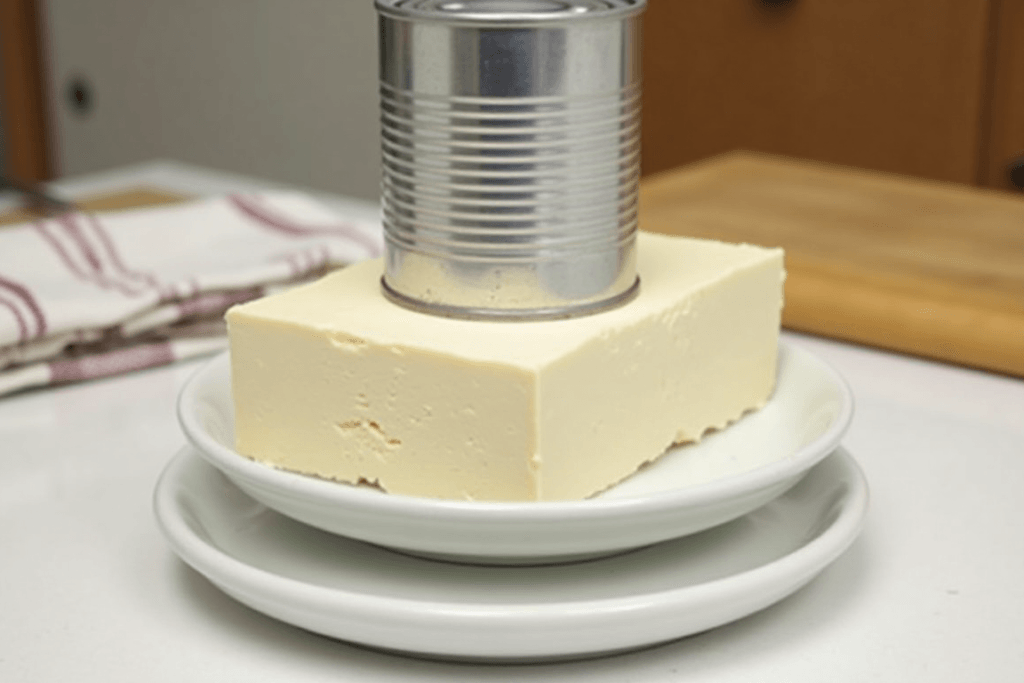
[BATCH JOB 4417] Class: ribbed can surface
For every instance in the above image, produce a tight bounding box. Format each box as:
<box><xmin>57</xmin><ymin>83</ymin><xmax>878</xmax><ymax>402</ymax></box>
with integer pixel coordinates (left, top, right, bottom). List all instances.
<box><xmin>376</xmin><ymin>0</ymin><xmax>646</xmax><ymax>319</ymax></box>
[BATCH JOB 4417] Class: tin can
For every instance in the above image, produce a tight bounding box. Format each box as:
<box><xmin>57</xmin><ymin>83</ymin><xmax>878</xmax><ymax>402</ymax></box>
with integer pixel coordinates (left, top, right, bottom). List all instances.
<box><xmin>376</xmin><ymin>0</ymin><xmax>646</xmax><ymax>320</ymax></box>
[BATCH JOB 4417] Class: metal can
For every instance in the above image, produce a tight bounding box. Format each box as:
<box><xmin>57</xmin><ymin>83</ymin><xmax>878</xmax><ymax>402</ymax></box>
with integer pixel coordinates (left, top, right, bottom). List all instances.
<box><xmin>376</xmin><ymin>0</ymin><xmax>646</xmax><ymax>320</ymax></box>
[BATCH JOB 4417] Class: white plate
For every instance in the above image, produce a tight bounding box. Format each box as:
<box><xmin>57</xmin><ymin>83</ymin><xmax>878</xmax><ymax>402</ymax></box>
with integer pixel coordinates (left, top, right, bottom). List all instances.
<box><xmin>178</xmin><ymin>341</ymin><xmax>853</xmax><ymax>563</ymax></box>
<box><xmin>154</xmin><ymin>447</ymin><xmax>868</xmax><ymax>662</ymax></box>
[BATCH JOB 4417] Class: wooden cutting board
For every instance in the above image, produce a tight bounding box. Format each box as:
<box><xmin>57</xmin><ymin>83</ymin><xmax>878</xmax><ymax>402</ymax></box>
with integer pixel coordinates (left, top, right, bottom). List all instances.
<box><xmin>640</xmin><ymin>151</ymin><xmax>1024</xmax><ymax>377</ymax></box>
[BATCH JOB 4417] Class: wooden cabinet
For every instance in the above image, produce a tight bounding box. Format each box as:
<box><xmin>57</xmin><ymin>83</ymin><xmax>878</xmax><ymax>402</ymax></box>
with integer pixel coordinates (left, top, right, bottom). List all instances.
<box><xmin>982</xmin><ymin>0</ymin><xmax>1024</xmax><ymax>189</ymax></box>
<box><xmin>3</xmin><ymin>0</ymin><xmax>1024</xmax><ymax>193</ymax></box>
<box><xmin>0</xmin><ymin>0</ymin><xmax>51</xmax><ymax>182</ymax></box>
<box><xmin>641</xmin><ymin>0</ymin><xmax>1024</xmax><ymax>191</ymax></box>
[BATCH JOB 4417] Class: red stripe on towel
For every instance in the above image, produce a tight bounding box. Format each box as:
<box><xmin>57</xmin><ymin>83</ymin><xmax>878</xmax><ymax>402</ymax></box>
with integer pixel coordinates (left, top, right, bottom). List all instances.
<box><xmin>57</xmin><ymin>214</ymin><xmax>145</xmax><ymax>296</ymax></box>
<box><xmin>176</xmin><ymin>287</ymin><xmax>262</xmax><ymax>319</ymax></box>
<box><xmin>49</xmin><ymin>341</ymin><xmax>175</xmax><ymax>384</ymax></box>
<box><xmin>229</xmin><ymin>194</ymin><xmax>381</xmax><ymax>256</ymax></box>
<box><xmin>0</xmin><ymin>293</ymin><xmax>29</xmax><ymax>343</ymax></box>
<box><xmin>0</xmin><ymin>274</ymin><xmax>47</xmax><ymax>338</ymax></box>
<box><xmin>57</xmin><ymin>214</ymin><xmax>104</xmax><ymax>272</ymax></box>
<box><xmin>83</xmin><ymin>213</ymin><xmax>161</xmax><ymax>290</ymax></box>
<box><xmin>33</xmin><ymin>221</ymin><xmax>93</xmax><ymax>282</ymax></box>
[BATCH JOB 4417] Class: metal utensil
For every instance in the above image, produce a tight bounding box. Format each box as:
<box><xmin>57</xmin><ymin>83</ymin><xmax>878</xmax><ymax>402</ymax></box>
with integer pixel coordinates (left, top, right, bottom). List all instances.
<box><xmin>0</xmin><ymin>175</ymin><xmax>78</xmax><ymax>216</ymax></box>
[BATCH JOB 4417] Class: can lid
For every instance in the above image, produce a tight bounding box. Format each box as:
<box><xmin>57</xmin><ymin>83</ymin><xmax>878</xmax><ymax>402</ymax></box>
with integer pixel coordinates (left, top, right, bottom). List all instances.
<box><xmin>375</xmin><ymin>0</ymin><xmax>645</xmax><ymax>24</ymax></box>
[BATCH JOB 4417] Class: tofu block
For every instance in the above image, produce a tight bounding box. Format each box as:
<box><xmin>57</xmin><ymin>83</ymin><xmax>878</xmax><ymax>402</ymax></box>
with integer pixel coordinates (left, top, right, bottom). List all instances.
<box><xmin>227</xmin><ymin>232</ymin><xmax>784</xmax><ymax>501</ymax></box>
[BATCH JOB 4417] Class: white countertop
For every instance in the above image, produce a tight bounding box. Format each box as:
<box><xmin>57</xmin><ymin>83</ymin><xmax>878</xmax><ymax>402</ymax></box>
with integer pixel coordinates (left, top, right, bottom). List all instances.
<box><xmin>2</xmin><ymin>162</ymin><xmax>1023</xmax><ymax>681</ymax></box>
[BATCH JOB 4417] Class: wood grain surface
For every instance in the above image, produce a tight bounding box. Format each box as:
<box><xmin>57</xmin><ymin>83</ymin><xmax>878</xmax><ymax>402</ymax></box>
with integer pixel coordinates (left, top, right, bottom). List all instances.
<box><xmin>0</xmin><ymin>0</ymin><xmax>53</xmax><ymax>181</ymax></box>
<box><xmin>981</xmin><ymin>0</ymin><xmax>1024</xmax><ymax>190</ymax></box>
<box><xmin>641</xmin><ymin>0</ymin><xmax>994</xmax><ymax>186</ymax></box>
<box><xmin>640</xmin><ymin>152</ymin><xmax>1024</xmax><ymax>377</ymax></box>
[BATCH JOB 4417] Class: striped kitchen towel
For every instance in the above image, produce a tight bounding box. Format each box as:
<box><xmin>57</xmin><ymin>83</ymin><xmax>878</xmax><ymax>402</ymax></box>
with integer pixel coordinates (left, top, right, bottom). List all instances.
<box><xmin>0</xmin><ymin>191</ymin><xmax>382</xmax><ymax>397</ymax></box>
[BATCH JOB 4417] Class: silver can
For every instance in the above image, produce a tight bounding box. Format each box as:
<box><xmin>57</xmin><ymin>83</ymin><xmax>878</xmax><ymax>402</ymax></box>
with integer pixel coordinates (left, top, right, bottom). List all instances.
<box><xmin>376</xmin><ymin>0</ymin><xmax>646</xmax><ymax>320</ymax></box>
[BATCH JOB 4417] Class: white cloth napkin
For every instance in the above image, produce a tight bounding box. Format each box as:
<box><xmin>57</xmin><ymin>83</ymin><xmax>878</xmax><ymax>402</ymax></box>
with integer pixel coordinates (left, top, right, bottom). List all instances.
<box><xmin>0</xmin><ymin>191</ymin><xmax>382</xmax><ymax>397</ymax></box>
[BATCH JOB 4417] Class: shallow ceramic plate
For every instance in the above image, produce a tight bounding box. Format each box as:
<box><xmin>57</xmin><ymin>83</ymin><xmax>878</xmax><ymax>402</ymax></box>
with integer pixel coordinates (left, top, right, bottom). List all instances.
<box><xmin>178</xmin><ymin>341</ymin><xmax>853</xmax><ymax>563</ymax></box>
<box><xmin>154</xmin><ymin>447</ymin><xmax>868</xmax><ymax>661</ymax></box>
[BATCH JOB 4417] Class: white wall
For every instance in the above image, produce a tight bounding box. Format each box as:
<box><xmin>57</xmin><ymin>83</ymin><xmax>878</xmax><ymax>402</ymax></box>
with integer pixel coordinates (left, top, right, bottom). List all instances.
<box><xmin>42</xmin><ymin>0</ymin><xmax>381</xmax><ymax>200</ymax></box>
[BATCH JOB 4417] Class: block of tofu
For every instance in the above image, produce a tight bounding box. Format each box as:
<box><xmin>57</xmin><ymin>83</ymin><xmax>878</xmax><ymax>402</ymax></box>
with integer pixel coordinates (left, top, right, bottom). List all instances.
<box><xmin>227</xmin><ymin>232</ymin><xmax>784</xmax><ymax>502</ymax></box>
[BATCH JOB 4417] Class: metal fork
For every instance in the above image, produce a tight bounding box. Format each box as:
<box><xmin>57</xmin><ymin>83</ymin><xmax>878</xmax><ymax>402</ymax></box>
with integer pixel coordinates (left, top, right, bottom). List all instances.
<box><xmin>0</xmin><ymin>175</ymin><xmax>78</xmax><ymax>216</ymax></box>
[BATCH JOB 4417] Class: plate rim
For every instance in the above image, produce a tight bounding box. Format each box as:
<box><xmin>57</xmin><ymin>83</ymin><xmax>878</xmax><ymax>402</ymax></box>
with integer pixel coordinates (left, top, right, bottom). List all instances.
<box><xmin>177</xmin><ymin>340</ymin><xmax>855</xmax><ymax>522</ymax></box>
<box><xmin>152</xmin><ymin>447</ymin><xmax>869</xmax><ymax>659</ymax></box>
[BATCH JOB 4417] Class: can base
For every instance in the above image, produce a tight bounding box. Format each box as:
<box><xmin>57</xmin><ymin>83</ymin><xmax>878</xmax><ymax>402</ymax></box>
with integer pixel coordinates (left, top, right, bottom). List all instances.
<box><xmin>380</xmin><ymin>276</ymin><xmax>641</xmax><ymax>321</ymax></box>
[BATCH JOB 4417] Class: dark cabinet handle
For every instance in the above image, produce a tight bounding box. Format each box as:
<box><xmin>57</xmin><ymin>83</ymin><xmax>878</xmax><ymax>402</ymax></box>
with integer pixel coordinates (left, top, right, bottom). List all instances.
<box><xmin>65</xmin><ymin>75</ymin><xmax>94</xmax><ymax>117</ymax></box>
<box><xmin>1008</xmin><ymin>157</ymin><xmax>1024</xmax><ymax>191</ymax></box>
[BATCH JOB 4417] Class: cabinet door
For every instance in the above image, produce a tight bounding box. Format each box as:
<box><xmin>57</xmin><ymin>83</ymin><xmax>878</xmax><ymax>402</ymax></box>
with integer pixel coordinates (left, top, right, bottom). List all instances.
<box><xmin>641</xmin><ymin>0</ymin><xmax>994</xmax><ymax>185</ymax></box>
<box><xmin>42</xmin><ymin>0</ymin><xmax>381</xmax><ymax>200</ymax></box>
<box><xmin>981</xmin><ymin>0</ymin><xmax>1024</xmax><ymax>191</ymax></box>
<box><xmin>0</xmin><ymin>0</ymin><xmax>50</xmax><ymax>181</ymax></box>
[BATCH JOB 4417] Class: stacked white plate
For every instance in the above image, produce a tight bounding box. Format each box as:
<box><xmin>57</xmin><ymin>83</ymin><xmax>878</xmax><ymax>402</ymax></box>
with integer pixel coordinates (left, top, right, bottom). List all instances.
<box><xmin>155</xmin><ymin>341</ymin><xmax>867</xmax><ymax>661</ymax></box>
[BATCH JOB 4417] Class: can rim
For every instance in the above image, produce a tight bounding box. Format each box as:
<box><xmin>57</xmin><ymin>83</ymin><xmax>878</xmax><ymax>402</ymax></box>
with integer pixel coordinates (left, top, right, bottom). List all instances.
<box><xmin>375</xmin><ymin>0</ymin><xmax>646</xmax><ymax>25</ymax></box>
